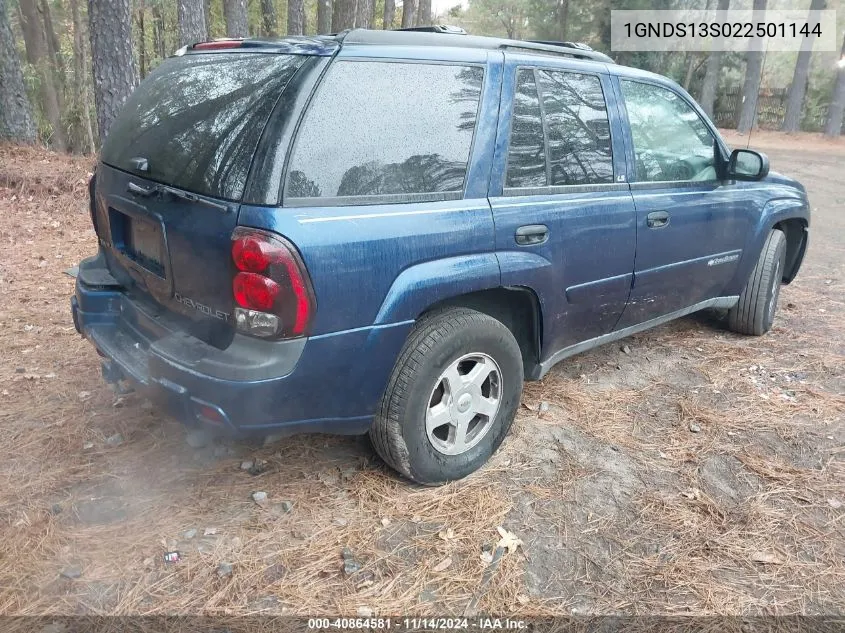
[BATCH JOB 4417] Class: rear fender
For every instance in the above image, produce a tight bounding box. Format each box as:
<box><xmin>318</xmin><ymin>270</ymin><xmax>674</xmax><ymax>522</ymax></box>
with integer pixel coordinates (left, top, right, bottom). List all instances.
<box><xmin>338</xmin><ymin>254</ymin><xmax>502</xmax><ymax>417</ymax></box>
<box><xmin>372</xmin><ymin>253</ymin><xmax>502</xmax><ymax>325</ymax></box>
<box><xmin>364</xmin><ymin>252</ymin><xmax>553</xmax><ymax>400</ymax></box>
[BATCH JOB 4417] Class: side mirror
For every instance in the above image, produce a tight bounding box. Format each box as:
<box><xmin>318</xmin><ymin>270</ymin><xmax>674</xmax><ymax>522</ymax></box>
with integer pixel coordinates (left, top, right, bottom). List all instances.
<box><xmin>728</xmin><ymin>149</ymin><xmax>769</xmax><ymax>181</ymax></box>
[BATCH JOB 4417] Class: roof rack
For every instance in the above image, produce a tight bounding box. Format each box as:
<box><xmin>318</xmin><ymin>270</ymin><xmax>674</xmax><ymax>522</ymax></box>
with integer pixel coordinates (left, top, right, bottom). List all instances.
<box><xmin>341</xmin><ymin>28</ymin><xmax>614</xmax><ymax>64</ymax></box>
<box><xmin>529</xmin><ymin>40</ymin><xmax>593</xmax><ymax>51</ymax></box>
<box><xmin>499</xmin><ymin>40</ymin><xmax>613</xmax><ymax>63</ymax></box>
<box><xmin>392</xmin><ymin>25</ymin><xmax>467</xmax><ymax>34</ymax></box>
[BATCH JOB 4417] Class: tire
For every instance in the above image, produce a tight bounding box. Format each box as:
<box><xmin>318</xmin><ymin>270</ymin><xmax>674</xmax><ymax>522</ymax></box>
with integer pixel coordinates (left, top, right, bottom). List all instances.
<box><xmin>727</xmin><ymin>229</ymin><xmax>787</xmax><ymax>336</ymax></box>
<box><xmin>370</xmin><ymin>308</ymin><xmax>524</xmax><ymax>485</ymax></box>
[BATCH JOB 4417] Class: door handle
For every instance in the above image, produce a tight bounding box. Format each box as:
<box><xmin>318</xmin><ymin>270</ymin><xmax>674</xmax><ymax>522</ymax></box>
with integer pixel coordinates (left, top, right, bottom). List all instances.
<box><xmin>127</xmin><ymin>182</ymin><xmax>156</xmax><ymax>197</ymax></box>
<box><xmin>646</xmin><ymin>211</ymin><xmax>670</xmax><ymax>228</ymax></box>
<box><xmin>515</xmin><ymin>224</ymin><xmax>549</xmax><ymax>246</ymax></box>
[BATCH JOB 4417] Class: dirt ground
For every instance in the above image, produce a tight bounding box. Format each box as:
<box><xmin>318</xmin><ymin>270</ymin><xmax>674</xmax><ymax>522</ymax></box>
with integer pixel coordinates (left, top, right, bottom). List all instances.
<box><xmin>0</xmin><ymin>130</ymin><xmax>842</xmax><ymax>618</ymax></box>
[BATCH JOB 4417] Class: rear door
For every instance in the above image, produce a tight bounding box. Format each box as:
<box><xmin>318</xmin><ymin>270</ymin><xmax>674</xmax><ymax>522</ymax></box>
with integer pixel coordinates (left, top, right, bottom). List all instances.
<box><xmin>93</xmin><ymin>50</ymin><xmax>309</xmax><ymax>345</ymax></box>
<box><xmin>612</xmin><ymin>76</ymin><xmax>756</xmax><ymax>328</ymax></box>
<box><xmin>489</xmin><ymin>52</ymin><xmax>637</xmax><ymax>356</ymax></box>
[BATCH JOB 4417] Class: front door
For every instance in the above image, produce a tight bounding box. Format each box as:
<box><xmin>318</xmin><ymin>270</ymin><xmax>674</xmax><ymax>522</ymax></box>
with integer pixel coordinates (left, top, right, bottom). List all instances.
<box><xmin>489</xmin><ymin>54</ymin><xmax>637</xmax><ymax>358</ymax></box>
<box><xmin>613</xmin><ymin>77</ymin><xmax>755</xmax><ymax>328</ymax></box>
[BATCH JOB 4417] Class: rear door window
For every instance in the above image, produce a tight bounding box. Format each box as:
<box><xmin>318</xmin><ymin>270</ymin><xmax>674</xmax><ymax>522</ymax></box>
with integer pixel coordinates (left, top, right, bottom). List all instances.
<box><xmin>504</xmin><ymin>67</ymin><xmax>614</xmax><ymax>191</ymax></box>
<box><xmin>505</xmin><ymin>69</ymin><xmax>548</xmax><ymax>188</ymax></box>
<box><xmin>284</xmin><ymin>60</ymin><xmax>484</xmax><ymax>205</ymax></box>
<box><xmin>101</xmin><ymin>53</ymin><xmax>305</xmax><ymax>201</ymax></box>
<box><xmin>536</xmin><ymin>69</ymin><xmax>614</xmax><ymax>186</ymax></box>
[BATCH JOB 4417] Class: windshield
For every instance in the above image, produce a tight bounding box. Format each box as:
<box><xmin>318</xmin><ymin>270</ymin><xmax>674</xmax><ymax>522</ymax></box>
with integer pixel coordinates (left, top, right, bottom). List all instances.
<box><xmin>101</xmin><ymin>52</ymin><xmax>305</xmax><ymax>201</ymax></box>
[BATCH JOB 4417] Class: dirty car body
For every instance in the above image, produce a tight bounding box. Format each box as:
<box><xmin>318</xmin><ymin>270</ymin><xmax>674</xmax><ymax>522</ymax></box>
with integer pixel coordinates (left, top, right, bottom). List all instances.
<box><xmin>71</xmin><ymin>29</ymin><xmax>809</xmax><ymax>483</ymax></box>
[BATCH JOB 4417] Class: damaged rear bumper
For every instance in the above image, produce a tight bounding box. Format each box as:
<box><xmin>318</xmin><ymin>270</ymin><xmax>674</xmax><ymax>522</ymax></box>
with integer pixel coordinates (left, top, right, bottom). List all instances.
<box><xmin>70</xmin><ymin>254</ymin><xmax>403</xmax><ymax>437</ymax></box>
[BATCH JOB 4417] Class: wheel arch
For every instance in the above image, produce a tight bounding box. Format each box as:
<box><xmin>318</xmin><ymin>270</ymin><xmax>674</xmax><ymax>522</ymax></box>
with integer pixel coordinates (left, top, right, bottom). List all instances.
<box><xmin>727</xmin><ymin>198</ymin><xmax>809</xmax><ymax>295</ymax></box>
<box><xmin>772</xmin><ymin>216</ymin><xmax>808</xmax><ymax>284</ymax></box>
<box><xmin>418</xmin><ymin>286</ymin><xmax>543</xmax><ymax>381</ymax></box>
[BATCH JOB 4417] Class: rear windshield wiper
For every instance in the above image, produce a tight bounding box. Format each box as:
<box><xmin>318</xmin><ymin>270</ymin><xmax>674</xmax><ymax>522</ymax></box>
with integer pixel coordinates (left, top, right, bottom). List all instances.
<box><xmin>127</xmin><ymin>181</ymin><xmax>230</xmax><ymax>213</ymax></box>
<box><xmin>159</xmin><ymin>185</ymin><xmax>230</xmax><ymax>213</ymax></box>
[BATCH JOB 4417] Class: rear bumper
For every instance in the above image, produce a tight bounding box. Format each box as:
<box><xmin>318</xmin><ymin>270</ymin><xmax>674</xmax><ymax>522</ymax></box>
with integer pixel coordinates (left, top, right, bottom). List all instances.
<box><xmin>71</xmin><ymin>255</ymin><xmax>412</xmax><ymax>436</ymax></box>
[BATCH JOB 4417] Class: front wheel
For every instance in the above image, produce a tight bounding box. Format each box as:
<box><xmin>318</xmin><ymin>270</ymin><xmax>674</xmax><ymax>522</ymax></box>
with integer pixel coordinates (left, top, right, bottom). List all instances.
<box><xmin>370</xmin><ymin>308</ymin><xmax>524</xmax><ymax>485</ymax></box>
<box><xmin>727</xmin><ymin>228</ymin><xmax>787</xmax><ymax>336</ymax></box>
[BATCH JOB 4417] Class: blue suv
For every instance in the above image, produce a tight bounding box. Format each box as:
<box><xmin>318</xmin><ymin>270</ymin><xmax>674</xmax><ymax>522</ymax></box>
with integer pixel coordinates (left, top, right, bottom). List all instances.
<box><xmin>71</xmin><ymin>28</ymin><xmax>809</xmax><ymax>484</ymax></box>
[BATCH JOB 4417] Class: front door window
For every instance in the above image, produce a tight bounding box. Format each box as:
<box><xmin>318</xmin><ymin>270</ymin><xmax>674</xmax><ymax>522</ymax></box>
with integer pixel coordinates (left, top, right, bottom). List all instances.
<box><xmin>620</xmin><ymin>80</ymin><xmax>718</xmax><ymax>183</ymax></box>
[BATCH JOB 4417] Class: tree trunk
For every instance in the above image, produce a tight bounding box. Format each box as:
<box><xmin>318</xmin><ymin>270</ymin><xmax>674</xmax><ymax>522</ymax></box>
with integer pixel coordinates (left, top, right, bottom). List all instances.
<box><xmin>0</xmin><ymin>0</ymin><xmax>38</xmax><ymax>143</ymax></box>
<box><xmin>558</xmin><ymin>0</ymin><xmax>569</xmax><ymax>40</ymax></box>
<box><xmin>152</xmin><ymin>5</ymin><xmax>166</xmax><ymax>59</ymax></box>
<box><xmin>699</xmin><ymin>0</ymin><xmax>729</xmax><ymax>119</ymax></box>
<box><xmin>18</xmin><ymin>2</ymin><xmax>38</xmax><ymax>64</ymax></box>
<box><xmin>317</xmin><ymin>0</ymin><xmax>332</xmax><ymax>33</ymax></box>
<box><xmin>223</xmin><ymin>0</ymin><xmax>248</xmax><ymax>37</ymax></box>
<box><xmin>40</xmin><ymin>0</ymin><xmax>65</xmax><ymax>80</ymax></box>
<box><xmin>19</xmin><ymin>0</ymin><xmax>67</xmax><ymax>150</ymax></box>
<box><xmin>332</xmin><ymin>0</ymin><xmax>356</xmax><ymax>31</ymax></box>
<box><xmin>416</xmin><ymin>0</ymin><xmax>430</xmax><ymax>25</ymax></box>
<box><xmin>260</xmin><ymin>0</ymin><xmax>278</xmax><ymax>36</ymax></box>
<box><xmin>138</xmin><ymin>0</ymin><xmax>147</xmax><ymax>79</ymax></box>
<box><xmin>288</xmin><ymin>0</ymin><xmax>304</xmax><ymax>34</ymax></box>
<box><xmin>736</xmin><ymin>0</ymin><xmax>767</xmax><ymax>133</ymax></box>
<box><xmin>355</xmin><ymin>0</ymin><xmax>371</xmax><ymax>28</ymax></box>
<box><xmin>70</xmin><ymin>0</ymin><xmax>95</xmax><ymax>152</ymax></box>
<box><xmin>88</xmin><ymin>0</ymin><xmax>137</xmax><ymax>141</ymax></box>
<box><xmin>382</xmin><ymin>0</ymin><xmax>393</xmax><ymax>29</ymax></box>
<box><xmin>177</xmin><ymin>0</ymin><xmax>207</xmax><ymax>46</ymax></box>
<box><xmin>824</xmin><ymin>33</ymin><xmax>845</xmax><ymax>137</ymax></box>
<box><xmin>682</xmin><ymin>53</ymin><xmax>697</xmax><ymax>91</ymax></box>
<box><xmin>203</xmin><ymin>0</ymin><xmax>211</xmax><ymax>38</ymax></box>
<box><xmin>400</xmin><ymin>0</ymin><xmax>415</xmax><ymax>27</ymax></box>
<box><xmin>782</xmin><ymin>0</ymin><xmax>826</xmax><ymax>132</ymax></box>
<box><xmin>40</xmin><ymin>0</ymin><xmax>67</xmax><ymax>132</ymax></box>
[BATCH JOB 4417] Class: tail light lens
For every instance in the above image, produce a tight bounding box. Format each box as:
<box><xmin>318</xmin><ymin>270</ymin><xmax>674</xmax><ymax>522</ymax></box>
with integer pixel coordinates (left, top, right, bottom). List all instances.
<box><xmin>231</xmin><ymin>227</ymin><xmax>316</xmax><ymax>339</ymax></box>
<box><xmin>232</xmin><ymin>234</ymin><xmax>277</xmax><ymax>273</ymax></box>
<box><xmin>233</xmin><ymin>273</ymin><xmax>279</xmax><ymax>311</ymax></box>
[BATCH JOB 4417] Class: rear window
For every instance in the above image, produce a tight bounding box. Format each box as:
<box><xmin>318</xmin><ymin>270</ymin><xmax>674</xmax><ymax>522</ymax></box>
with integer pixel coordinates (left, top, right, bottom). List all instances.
<box><xmin>101</xmin><ymin>53</ymin><xmax>305</xmax><ymax>201</ymax></box>
<box><xmin>284</xmin><ymin>60</ymin><xmax>484</xmax><ymax>205</ymax></box>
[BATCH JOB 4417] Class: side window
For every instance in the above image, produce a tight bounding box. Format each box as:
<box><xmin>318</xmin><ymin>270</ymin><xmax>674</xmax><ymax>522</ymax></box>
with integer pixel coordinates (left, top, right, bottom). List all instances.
<box><xmin>621</xmin><ymin>80</ymin><xmax>717</xmax><ymax>183</ymax></box>
<box><xmin>536</xmin><ymin>69</ymin><xmax>614</xmax><ymax>186</ymax></box>
<box><xmin>285</xmin><ymin>61</ymin><xmax>483</xmax><ymax>203</ymax></box>
<box><xmin>505</xmin><ymin>69</ymin><xmax>547</xmax><ymax>188</ymax></box>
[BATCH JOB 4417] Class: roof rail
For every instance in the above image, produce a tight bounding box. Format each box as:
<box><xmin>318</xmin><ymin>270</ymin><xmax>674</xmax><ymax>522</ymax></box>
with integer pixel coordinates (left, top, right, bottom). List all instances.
<box><xmin>392</xmin><ymin>25</ymin><xmax>467</xmax><ymax>34</ymax></box>
<box><xmin>343</xmin><ymin>28</ymin><xmax>614</xmax><ymax>63</ymax></box>
<box><xmin>529</xmin><ymin>40</ymin><xmax>593</xmax><ymax>50</ymax></box>
<box><xmin>500</xmin><ymin>40</ymin><xmax>614</xmax><ymax>63</ymax></box>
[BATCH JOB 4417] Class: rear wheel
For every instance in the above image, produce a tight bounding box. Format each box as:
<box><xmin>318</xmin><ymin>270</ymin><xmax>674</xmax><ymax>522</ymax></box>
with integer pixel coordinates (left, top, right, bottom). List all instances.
<box><xmin>370</xmin><ymin>308</ymin><xmax>523</xmax><ymax>484</ymax></box>
<box><xmin>727</xmin><ymin>229</ymin><xmax>787</xmax><ymax>336</ymax></box>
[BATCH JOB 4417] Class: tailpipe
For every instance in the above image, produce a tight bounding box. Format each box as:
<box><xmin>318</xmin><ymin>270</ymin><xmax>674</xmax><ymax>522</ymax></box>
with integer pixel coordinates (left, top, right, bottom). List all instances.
<box><xmin>101</xmin><ymin>360</ymin><xmax>135</xmax><ymax>395</ymax></box>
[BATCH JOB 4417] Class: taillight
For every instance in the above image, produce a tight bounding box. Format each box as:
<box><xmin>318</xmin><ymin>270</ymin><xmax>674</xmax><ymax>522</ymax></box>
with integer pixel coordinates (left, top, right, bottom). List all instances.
<box><xmin>231</xmin><ymin>228</ymin><xmax>316</xmax><ymax>339</ymax></box>
<box><xmin>232</xmin><ymin>235</ymin><xmax>278</xmax><ymax>273</ymax></box>
<box><xmin>233</xmin><ymin>273</ymin><xmax>279</xmax><ymax>311</ymax></box>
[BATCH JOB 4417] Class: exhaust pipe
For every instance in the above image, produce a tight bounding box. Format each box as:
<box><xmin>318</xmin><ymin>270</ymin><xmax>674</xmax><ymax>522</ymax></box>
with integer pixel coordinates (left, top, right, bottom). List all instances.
<box><xmin>100</xmin><ymin>360</ymin><xmax>133</xmax><ymax>394</ymax></box>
